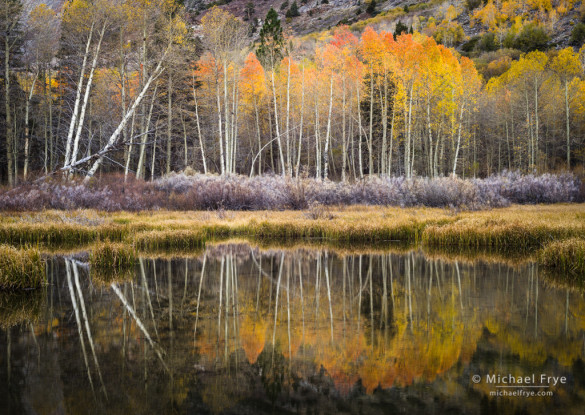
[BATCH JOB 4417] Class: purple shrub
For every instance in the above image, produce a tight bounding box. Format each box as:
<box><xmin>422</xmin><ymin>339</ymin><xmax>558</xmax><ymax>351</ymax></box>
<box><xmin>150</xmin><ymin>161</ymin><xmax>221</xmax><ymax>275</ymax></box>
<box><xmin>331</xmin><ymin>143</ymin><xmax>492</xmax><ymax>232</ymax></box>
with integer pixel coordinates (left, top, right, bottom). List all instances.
<box><xmin>0</xmin><ymin>171</ymin><xmax>579</xmax><ymax>211</ymax></box>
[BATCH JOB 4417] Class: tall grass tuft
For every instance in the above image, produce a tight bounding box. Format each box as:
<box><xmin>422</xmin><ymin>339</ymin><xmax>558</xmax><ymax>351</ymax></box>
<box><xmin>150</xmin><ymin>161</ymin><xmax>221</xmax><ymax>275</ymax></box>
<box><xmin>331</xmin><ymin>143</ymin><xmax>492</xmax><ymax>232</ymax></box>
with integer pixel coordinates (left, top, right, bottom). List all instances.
<box><xmin>0</xmin><ymin>245</ymin><xmax>45</xmax><ymax>290</ymax></box>
<box><xmin>539</xmin><ymin>238</ymin><xmax>585</xmax><ymax>279</ymax></box>
<box><xmin>133</xmin><ymin>230</ymin><xmax>208</xmax><ymax>251</ymax></box>
<box><xmin>0</xmin><ymin>223</ymin><xmax>129</xmax><ymax>246</ymax></box>
<box><xmin>90</xmin><ymin>242</ymin><xmax>136</xmax><ymax>281</ymax></box>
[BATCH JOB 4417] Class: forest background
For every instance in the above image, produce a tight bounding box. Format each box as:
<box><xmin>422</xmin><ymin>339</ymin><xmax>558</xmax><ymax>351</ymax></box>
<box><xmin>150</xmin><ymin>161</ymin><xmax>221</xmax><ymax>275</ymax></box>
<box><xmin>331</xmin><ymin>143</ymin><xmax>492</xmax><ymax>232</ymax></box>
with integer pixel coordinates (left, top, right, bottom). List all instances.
<box><xmin>1</xmin><ymin>0</ymin><xmax>585</xmax><ymax>210</ymax></box>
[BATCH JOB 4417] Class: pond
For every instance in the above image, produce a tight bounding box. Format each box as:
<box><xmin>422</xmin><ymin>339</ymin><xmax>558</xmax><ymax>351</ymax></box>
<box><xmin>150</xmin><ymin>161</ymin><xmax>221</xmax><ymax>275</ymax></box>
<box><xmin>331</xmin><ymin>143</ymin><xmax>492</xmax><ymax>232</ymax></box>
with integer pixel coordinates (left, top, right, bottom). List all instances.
<box><xmin>0</xmin><ymin>243</ymin><xmax>584</xmax><ymax>414</ymax></box>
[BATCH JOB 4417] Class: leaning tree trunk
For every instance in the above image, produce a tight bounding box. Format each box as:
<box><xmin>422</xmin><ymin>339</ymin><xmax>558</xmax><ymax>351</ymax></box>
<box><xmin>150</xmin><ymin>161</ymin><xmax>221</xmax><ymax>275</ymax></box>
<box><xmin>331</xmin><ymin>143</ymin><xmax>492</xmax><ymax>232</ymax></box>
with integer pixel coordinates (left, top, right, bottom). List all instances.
<box><xmin>64</xmin><ymin>21</ymin><xmax>95</xmax><ymax>168</ymax></box>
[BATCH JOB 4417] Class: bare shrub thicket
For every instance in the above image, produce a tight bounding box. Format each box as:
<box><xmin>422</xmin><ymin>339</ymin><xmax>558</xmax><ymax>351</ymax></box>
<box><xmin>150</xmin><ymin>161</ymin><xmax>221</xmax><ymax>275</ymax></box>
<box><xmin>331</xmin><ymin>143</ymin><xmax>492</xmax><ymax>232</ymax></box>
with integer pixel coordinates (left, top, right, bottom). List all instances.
<box><xmin>0</xmin><ymin>172</ymin><xmax>580</xmax><ymax>212</ymax></box>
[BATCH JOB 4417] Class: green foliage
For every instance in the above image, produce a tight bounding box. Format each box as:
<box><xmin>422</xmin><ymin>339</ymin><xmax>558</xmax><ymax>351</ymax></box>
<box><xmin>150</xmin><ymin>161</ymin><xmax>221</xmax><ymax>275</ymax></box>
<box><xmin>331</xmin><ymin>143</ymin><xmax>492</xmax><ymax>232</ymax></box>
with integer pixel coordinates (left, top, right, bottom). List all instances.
<box><xmin>461</xmin><ymin>36</ymin><xmax>480</xmax><ymax>53</ymax></box>
<box><xmin>571</xmin><ymin>23</ymin><xmax>585</xmax><ymax>46</ymax></box>
<box><xmin>286</xmin><ymin>1</ymin><xmax>300</xmax><ymax>18</ymax></box>
<box><xmin>502</xmin><ymin>30</ymin><xmax>517</xmax><ymax>49</ymax></box>
<box><xmin>513</xmin><ymin>23</ymin><xmax>550</xmax><ymax>52</ymax></box>
<box><xmin>280</xmin><ymin>0</ymin><xmax>289</xmax><ymax>10</ymax></box>
<box><xmin>477</xmin><ymin>32</ymin><xmax>498</xmax><ymax>52</ymax></box>
<box><xmin>366</xmin><ymin>0</ymin><xmax>376</xmax><ymax>15</ymax></box>
<box><xmin>256</xmin><ymin>8</ymin><xmax>284</xmax><ymax>68</ymax></box>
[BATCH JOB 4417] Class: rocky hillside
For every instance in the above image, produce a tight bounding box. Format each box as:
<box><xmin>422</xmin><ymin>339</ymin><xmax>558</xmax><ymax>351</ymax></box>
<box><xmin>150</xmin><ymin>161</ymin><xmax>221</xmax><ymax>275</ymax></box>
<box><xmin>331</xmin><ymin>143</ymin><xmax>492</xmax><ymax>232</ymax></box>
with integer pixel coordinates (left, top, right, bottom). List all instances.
<box><xmin>189</xmin><ymin>0</ymin><xmax>584</xmax><ymax>52</ymax></box>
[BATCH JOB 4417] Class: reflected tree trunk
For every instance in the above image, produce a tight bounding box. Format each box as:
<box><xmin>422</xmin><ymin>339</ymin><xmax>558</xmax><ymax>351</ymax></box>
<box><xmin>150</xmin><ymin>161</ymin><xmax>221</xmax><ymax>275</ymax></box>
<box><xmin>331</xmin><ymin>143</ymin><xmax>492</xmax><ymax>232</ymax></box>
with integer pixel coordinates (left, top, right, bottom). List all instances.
<box><xmin>194</xmin><ymin>253</ymin><xmax>207</xmax><ymax>342</ymax></box>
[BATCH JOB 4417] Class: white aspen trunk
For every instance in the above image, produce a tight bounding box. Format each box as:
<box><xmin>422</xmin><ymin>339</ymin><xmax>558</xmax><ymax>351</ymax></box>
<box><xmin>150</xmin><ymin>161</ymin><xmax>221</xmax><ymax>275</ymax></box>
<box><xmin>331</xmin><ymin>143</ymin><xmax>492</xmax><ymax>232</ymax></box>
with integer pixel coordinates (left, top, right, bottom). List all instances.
<box><xmin>434</xmin><ymin>120</ymin><xmax>441</xmax><ymax>177</ymax></box>
<box><xmin>341</xmin><ymin>76</ymin><xmax>347</xmax><ymax>182</ymax></box>
<box><xmin>271</xmin><ymin>69</ymin><xmax>285</xmax><ymax>175</ymax></box>
<box><xmin>356</xmin><ymin>80</ymin><xmax>363</xmax><ymax>179</ymax></box>
<box><xmin>64</xmin><ymin>21</ymin><xmax>95</xmax><ymax>168</ymax></box>
<box><xmin>314</xmin><ymin>95</ymin><xmax>321</xmax><ymax>179</ymax></box>
<box><xmin>380</xmin><ymin>81</ymin><xmax>388</xmax><ymax>176</ymax></box>
<box><xmin>368</xmin><ymin>69</ymin><xmax>374</xmax><ymax>176</ymax></box>
<box><xmin>426</xmin><ymin>100</ymin><xmax>433</xmax><ymax>177</ymax></box>
<box><xmin>166</xmin><ymin>73</ymin><xmax>172</xmax><ymax>175</ymax></box>
<box><xmin>388</xmin><ymin>103</ymin><xmax>395</xmax><ymax>176</ymax></box>
<box><xmin>323</xmin><ymin>76</ymin><xmax>333</xmax><ymax>180</ymax></box>
<box><xmin>230</xmin><ymin>68</ymin><xmax>239</xmax><ymax>174</ymax></box>
<box><xmin>452</xmin><ymin>103</ymin><xmax>465</xmax><ymax>177</ymax></box>
<box><xmin>120</xmin><ymin>37</ymin><xmax>128</xmax><ymax>176</ymax></box>
<box><xmin>47</xmin><ymin>69</ymin><xmax>54</xmax><ymax>173</ymax></box>
<box><xmin>80</xmin><ymin>61</ymin><xmax>166</xmax><ymax>180</ymax></box>
<box><xmin>192</xmin><ymin>86</ymin><xmax>207</xmax><ymax>174</ymax></box>
<box><xmin>137</xmin><ymin>23</ymin><xmax>148</xmax><ymax>179</ymax></box>
<box><xmin>216</xmin><ymin>77</ymin><xmax>225</xmax><ymax>175</ymax></box>
<box><xmin>405</xmin><ymin>85</ymin><xmax>414</xmax><ymax>178</ymax></box>
<box><xmin>136</xmin><ymin>83</ymin><xmax>158</xmax><ymax>179</ymax></box>
<box><xmin>151</xmin><ymin>124</ymin><xmax>158</xmax><ymax>181</ymax></box>
<box><xmin>223</xmin><ymin>62</ymin><xmax>230</xmax><ymax>175</ymax></box>
<box><xmin>43</xmin><ymin>69</ymin><xmax>48</xmax><ymax>174</ymax></box>
<box><xmin>123</xmin><ymin>110</ymin><xmax>136</xmax><ymax>180</ymax></box>
<box><xmin>295</xmin><ymin>67</ymin><xmax>305</xmax><ymax>178</ymax></box>
<box><xmin>180</xmin><ymin>110</ymin><xmax>188</xmax><ymax>167</ymax></box>
<box><xmin>286</xmin><ymin>57</ymin><xmax>291</xmax><ymax>176</ymax></box>
<box><xmin>229</xmin><ymin>79</ymin><xmax>235</xmax><ymax>175</ymax></box>
<box><xmin>71</xmin><ymin>24</ymin><xmax>106</xmax><ymax>166</ymax></box>
<box><xmin>565</xmin><ymin>79</ymin><xmax>570</xmax><ymax>169</ymax></box>
<box><xmin>524</xmin><ymin>82</ymin><xmax>532</xmax><ymax>168</ymax></box>
<box><xmin>534</xmin><ymin>75</ymin><xmax>539</xmax><ymax>170</ymax></box>
<box><xmin>23</xmin><ymin>74</ymin><xmax>38</xmax><ymax>180</ymax></box>
<box><xmin>253</xmin><ymin>99</ymin><xmax>261</xmax><ymax>176</ymax></box>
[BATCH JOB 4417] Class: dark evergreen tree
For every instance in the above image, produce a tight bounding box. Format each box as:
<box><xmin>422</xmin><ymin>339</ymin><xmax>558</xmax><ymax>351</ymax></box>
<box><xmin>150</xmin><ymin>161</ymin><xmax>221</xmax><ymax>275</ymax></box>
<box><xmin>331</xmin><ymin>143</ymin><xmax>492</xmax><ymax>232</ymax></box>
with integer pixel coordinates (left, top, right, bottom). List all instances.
<box><xmin>244</xmin><ymin>2</ymin><xmax>255</xmax><ymax>21</ymax></box>
<box><xmin>570</xmin><ymin>23</ymin><xmax>585</xmax><ymax>46</ymax></box>
<box><xmin>514</xmin><ymin>23</ymin><xmax>550</xmax><ymax>52</ymax></box>
<box><xmin>286</xmin><ymin>1</ymin><xmax>300</xmax><ymax>18</ymax></box>
<box><xmin>256</xmin><ymin>8</ymin><xmax>284</xmax><ymax>69</ymax></box>
<box><xmin>394</xmin><ymin>20</ymin><xmax>409</xmax><ymax>39</ymax></box>
<box><xmin>366</xmin><ymin>0</ymin><xmax>376</xmax><ymax>14</ymax></box>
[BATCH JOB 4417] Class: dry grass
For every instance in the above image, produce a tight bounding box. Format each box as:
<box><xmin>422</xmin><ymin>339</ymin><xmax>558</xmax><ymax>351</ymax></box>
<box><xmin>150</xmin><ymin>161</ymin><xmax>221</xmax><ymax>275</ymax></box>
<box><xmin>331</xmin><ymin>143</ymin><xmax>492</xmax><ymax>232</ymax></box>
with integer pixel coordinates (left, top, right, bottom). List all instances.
<box><xmin>89</xmin><ymin>242</ymin><xmax>136</xmax><ymax>282</ymax></box>
<box><xmin>540</xmin><ymin>238</ymin><xmax>585</xmax><ymax>278</ymax></box>
<box><xmin>1</xmin><ymin>204</ymin><xmax>584</xmax><ymax>255</ymax></box>
<box><xmin>0</xmin><ymin>245</ymin><xmax>45</xmax><ymax>290</ymax></box>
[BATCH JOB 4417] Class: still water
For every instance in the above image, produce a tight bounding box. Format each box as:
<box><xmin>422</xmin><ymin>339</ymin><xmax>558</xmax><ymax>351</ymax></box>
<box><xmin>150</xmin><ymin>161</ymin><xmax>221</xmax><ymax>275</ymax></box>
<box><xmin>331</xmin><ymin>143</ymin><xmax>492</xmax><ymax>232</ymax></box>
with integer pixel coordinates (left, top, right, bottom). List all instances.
<box><xmin>0</xmin><ymin>244</ymin><xmax>584</xmax><ymax>414</ymax></box>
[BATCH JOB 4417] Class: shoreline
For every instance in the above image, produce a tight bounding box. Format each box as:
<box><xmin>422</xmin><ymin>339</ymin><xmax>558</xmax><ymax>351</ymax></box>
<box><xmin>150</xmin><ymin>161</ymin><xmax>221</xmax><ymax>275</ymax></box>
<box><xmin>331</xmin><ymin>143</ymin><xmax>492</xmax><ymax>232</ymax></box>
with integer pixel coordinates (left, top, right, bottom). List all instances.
<box><xmin>0</xmin><ymin>204</ymin><xmax>584</xmax><ymax>285</ymax></box>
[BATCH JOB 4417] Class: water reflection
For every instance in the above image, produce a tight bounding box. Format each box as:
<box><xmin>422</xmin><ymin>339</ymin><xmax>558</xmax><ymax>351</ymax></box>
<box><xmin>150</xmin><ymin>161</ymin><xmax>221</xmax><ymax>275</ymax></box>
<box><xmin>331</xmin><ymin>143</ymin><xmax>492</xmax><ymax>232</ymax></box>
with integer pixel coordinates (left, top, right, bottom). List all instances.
<box><xmin>0</xmin><ymin>244</ymin><xmax>584</xmax><ymax>414</ymax></box>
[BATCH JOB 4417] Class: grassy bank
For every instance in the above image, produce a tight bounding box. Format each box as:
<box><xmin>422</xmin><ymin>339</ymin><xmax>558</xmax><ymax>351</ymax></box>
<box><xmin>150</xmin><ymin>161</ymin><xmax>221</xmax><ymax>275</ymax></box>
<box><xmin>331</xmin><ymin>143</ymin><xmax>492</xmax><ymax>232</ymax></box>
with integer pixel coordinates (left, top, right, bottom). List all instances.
<box><xmin>1</xmin><ymin>204</ymin><xmax>584</xmax><ymax>247</ymax></box>
<box><xmin>0</xmin><ymin>245</ymin><xmax>45</xmax><ymax>290</ymax></box>
<box><xmin>540</xmin><ymin>238</ymin><xmax>585</xmax><ymax>278</ymax></box>
<box><xmin>1</xmin><ymin>205</ymin><xmax>584</xmax><ymax>279</ymax></box>
<box><xmin>89</xmin><ymin>242</ymin><xmax>136</xmax><ymax>283</ymax></box>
